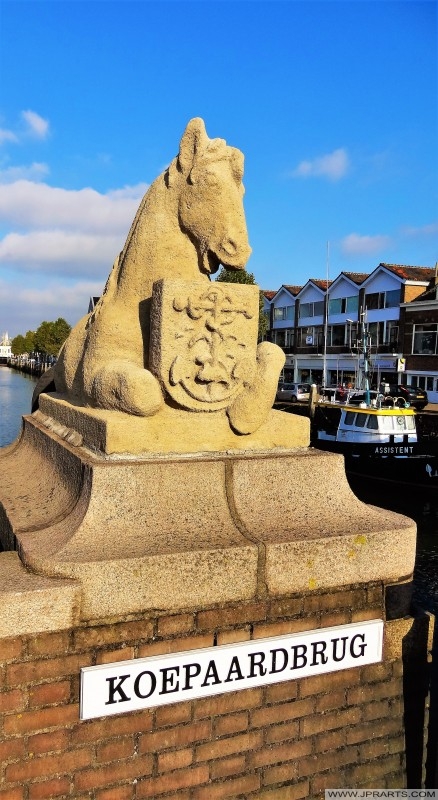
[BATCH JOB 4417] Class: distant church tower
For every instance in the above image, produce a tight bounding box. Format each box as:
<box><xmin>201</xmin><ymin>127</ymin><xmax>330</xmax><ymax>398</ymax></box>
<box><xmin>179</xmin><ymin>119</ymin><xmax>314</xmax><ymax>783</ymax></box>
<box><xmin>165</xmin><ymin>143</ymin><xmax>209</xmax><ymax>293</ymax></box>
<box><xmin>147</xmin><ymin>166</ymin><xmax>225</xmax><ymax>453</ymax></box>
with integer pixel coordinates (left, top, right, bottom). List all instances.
<box><xmin>0</xmin><ymin>333</ymin><xmax>12</xmax><ymax>363</ymax></box>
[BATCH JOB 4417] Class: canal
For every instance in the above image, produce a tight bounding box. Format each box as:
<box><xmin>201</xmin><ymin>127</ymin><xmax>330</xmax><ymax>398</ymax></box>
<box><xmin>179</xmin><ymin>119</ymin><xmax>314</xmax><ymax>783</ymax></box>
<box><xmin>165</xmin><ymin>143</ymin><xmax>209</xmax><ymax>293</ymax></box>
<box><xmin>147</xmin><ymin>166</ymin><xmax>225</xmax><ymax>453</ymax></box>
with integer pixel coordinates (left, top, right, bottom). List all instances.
<box><xmin>0</xmin><ymin>367</ymin><xmax>37</xmax><ymax>448</ymax></box>
<box><xmin>1</xmin><ymin>367</ymin><xmax>438</xmax><ymax>613</ymax></box>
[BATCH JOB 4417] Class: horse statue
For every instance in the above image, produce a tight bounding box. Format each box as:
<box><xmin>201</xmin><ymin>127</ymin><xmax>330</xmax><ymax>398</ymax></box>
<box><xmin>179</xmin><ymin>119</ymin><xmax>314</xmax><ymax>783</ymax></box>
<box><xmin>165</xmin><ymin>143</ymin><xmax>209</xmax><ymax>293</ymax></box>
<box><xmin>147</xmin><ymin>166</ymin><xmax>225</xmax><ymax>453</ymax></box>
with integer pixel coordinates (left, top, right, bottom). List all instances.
<box><xmin>35</xmin><ymin>118</ymin><xmax>284</xmax><ymax>434</ymax></box>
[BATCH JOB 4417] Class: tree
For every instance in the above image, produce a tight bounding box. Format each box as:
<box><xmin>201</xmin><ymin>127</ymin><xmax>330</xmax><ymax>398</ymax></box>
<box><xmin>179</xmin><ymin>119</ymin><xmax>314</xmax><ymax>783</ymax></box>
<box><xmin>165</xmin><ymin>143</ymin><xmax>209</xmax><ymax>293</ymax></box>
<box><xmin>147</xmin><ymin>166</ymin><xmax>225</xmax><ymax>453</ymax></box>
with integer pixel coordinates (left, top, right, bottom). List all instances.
<box><xmin>215</xmin><ymin>267</ymin><xmax>268</xmax><ymax>342</ymax></box>
<box><xmin>11</xmin><ymin>330</ymin><xmax>35</xmax><ymax>355</ymax></box>
<box><xmin>11</xmin><ymin>334</ymin><xmax>27</xmax><ymax>355</ymax></box>
<box><xmin>33</xmin><ymin>318</ymin><xmax>71</xmax><ymax>357</ymax></box>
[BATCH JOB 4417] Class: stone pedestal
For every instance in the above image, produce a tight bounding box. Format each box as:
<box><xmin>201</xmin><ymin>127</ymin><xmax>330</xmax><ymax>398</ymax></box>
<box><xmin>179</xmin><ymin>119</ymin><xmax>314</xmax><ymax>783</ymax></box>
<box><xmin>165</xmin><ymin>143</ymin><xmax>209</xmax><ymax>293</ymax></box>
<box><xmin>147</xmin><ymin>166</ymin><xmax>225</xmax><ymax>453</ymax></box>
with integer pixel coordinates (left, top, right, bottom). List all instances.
<box><xmin>0</xmin><ymin>397</ymin><xmax>416</xmax><ymax>628</ymax></box>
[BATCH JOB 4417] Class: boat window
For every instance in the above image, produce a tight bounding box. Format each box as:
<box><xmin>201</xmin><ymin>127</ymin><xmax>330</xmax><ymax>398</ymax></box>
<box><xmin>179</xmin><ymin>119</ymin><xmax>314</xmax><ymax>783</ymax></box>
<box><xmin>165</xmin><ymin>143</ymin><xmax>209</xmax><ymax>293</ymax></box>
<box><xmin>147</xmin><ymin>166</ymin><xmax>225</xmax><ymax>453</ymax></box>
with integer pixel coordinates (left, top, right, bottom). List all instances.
<box><xmin>380</xmin><ymin>417</ymin><xmax>395</xmax><ymax>432</ymax></box>
<box><xmin>367</xmin><ymin>415</ymin><xmax>379</xmax><ymax>430</ymax></box>
<box><xmin>355</xmin><ymin>413</ymin><xmax>367</xmax><ymax>428</ymax></box>
<box><xmin>344</xmin><ymin>411</ymin><xmax>356</xmax><ymax>425</ymax></box>
<box><xmin>406</xmin><ymin>416</ymin><xmax>415</xmax><ymax>431</ymax></box>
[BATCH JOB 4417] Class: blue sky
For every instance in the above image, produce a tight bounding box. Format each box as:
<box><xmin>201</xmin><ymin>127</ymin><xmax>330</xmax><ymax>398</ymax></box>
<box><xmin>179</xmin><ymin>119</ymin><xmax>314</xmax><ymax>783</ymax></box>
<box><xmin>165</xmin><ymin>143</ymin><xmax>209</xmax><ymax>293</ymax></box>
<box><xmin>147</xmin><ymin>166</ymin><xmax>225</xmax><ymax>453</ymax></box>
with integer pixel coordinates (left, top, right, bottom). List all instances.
<box><xmin>0</xmin><ymin>0</ymin><xmax>436</xmax><ymax>338</ymax></box>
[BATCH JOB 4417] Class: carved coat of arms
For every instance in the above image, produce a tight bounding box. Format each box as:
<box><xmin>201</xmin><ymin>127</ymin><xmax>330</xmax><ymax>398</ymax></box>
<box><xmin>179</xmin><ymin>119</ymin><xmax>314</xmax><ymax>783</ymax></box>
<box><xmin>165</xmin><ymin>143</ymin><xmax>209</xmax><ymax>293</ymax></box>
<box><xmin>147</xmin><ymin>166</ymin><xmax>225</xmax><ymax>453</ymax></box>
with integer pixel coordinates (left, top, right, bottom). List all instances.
<box><xmin>150</xmin><ymin>280</ymin><xmax>259</xmax><ymax>411</ymax></box>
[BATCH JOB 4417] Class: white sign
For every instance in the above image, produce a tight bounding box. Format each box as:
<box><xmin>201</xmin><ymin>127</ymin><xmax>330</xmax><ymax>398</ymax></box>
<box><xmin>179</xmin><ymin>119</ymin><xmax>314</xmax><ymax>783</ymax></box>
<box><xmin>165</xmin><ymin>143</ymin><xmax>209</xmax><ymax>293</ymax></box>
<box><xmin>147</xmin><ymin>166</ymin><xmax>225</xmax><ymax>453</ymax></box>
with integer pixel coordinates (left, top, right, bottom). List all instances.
<box><xmin>80</xmin><ymin>620</ymin><xmax>383</xmax><ymax>720</ymax></box>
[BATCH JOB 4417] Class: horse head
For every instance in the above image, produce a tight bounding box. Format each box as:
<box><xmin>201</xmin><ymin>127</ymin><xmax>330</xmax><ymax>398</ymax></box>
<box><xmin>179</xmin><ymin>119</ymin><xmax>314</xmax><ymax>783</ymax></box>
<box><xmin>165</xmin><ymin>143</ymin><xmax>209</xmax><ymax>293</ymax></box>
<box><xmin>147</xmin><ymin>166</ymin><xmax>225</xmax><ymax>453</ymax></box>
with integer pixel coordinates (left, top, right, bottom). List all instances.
<box><xmin>168</xmin><ymin>118</ymin><xmax>252</xmax><ymax>275</ymax></box>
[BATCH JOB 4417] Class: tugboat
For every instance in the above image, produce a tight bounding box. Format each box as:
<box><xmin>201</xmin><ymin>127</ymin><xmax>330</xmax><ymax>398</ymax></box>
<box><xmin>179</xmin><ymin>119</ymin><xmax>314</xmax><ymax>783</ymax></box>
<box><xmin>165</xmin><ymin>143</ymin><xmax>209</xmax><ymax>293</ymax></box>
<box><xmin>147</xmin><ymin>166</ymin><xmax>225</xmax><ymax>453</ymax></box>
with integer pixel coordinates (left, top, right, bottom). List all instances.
<box><xmin>311</xmin><ymin>318</ymin><xmax>438</xmax><ymax>493</ymax></box>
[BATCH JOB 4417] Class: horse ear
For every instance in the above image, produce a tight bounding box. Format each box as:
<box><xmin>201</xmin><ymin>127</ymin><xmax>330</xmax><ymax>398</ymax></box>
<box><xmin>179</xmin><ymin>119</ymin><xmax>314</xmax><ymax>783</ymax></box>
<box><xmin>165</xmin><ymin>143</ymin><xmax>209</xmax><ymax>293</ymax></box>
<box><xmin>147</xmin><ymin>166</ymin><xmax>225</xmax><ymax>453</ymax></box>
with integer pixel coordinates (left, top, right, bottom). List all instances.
<box><xmin>177</xmin><ymin>118</ymin><xmax>208</xmax><ymax>176</ymax></box>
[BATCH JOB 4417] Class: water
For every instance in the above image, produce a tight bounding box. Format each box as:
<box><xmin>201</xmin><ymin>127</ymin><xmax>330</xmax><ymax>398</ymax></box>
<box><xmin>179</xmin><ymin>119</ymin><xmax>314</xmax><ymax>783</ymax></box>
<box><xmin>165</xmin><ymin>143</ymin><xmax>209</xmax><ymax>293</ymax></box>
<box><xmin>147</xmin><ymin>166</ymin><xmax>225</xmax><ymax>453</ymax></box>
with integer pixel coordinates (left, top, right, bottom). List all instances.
<box><xmin>348</xmin><ymin>477</ymin><xmax>438</xmax><ymax>615</ymax></box>
<box><xmin>0</xmin><ymin>368</ymin><xmax>36</xmax><ymax>447</ymax></box>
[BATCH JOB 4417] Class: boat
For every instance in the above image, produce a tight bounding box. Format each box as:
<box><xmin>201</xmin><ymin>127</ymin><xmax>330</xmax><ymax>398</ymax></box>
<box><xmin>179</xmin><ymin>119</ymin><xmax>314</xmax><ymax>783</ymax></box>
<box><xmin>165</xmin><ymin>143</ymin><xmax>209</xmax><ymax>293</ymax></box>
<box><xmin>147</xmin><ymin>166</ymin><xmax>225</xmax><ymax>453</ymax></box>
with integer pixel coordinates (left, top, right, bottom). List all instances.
<box><xmin>310</xmin><ymin>315</ymin><xmax>438</xmax><ymax>493</ymax></box>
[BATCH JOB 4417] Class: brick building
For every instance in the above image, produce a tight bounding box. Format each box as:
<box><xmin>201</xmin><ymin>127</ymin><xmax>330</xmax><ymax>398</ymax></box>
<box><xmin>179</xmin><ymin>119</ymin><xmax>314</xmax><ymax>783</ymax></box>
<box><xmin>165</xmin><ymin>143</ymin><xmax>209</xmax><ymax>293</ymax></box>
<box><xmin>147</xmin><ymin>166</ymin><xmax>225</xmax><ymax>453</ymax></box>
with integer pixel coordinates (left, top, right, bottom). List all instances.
<box><xmin>399</xmin><ymin>274</ymin><xmax>438</xmax><ymax>401</ymax></box>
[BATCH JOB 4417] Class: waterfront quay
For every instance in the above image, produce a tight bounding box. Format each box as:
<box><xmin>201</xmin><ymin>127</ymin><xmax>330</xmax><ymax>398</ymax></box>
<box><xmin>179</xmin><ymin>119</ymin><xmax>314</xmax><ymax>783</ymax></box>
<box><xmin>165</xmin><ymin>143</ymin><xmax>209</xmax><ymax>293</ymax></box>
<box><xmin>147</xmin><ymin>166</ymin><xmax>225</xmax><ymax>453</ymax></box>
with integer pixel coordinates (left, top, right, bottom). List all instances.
<box><xmin>6</xmin><ymin>354</ymin><xmax>55</xmax><ymax>378</ymax></box>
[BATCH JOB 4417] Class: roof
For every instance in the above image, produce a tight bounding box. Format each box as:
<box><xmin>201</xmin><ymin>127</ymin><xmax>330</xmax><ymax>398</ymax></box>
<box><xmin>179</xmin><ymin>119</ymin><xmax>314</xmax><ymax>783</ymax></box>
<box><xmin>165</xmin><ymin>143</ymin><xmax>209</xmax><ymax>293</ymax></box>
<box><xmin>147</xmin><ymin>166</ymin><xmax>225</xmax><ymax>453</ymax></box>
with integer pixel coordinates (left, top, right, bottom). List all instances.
<box><xmin>309</xmin><ymin>279</ymin><xmax>333</xmax><ymax>291</ymax></box>
<box><xmin>379</xmin><ymin>263</ymin><xmax>435</xmax><ymax>282</ymax></box>
<box><xmin>341</xmin><ymin>271</ymin><xmax>369</xmax><ymax>285</ymax></box>
<box><xmin>282</xmin><ymin>284</ymin><xmax>302</xmax><ymax>296</ymax></box>
<box><xmin>262</xmin><ymin>290</ymin><xmax>276</xmax><ymax>300</ymax></box>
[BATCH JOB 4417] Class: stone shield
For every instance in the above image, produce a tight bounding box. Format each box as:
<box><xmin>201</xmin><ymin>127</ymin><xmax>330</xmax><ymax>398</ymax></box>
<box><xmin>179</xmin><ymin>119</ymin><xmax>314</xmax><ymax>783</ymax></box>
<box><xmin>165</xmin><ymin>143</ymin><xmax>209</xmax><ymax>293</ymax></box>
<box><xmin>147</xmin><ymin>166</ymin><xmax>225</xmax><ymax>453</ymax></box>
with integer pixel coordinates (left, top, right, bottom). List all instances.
<box><xmin>150</xmin><ymin>279</ymin><xmax>259</xmax><ymax>411</ymax></box>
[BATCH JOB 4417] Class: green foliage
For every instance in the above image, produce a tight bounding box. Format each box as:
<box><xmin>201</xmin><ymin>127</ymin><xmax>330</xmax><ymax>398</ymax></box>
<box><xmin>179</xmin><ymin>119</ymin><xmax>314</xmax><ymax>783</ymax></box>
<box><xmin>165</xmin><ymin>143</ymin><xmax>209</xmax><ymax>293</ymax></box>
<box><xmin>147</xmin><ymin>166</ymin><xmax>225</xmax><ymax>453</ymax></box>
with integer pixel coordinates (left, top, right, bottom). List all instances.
<box><xmin>216</xmin><ymin>267</ymin><xmax>257</xmax><ymax>286</ymax></box>
<box><xmin>12</xmin><ymin>318</ymin><xmax>71</xmax><ymax>357</ymax></box>
<box><xmin>11</xmin><ymin>334</ymin><xmax>27</xmax><ymax>355</ymax></box>
<box><xmin>216</xmin><ymin>267</ymin><xmax>268</xmax><ymax>342</ymax></box>
<box><xmin>11</xmin><ymin>330</ymin><xmax>35</xmax><ymax>355</ymax></box>
<box><xmin>33</xmin><ymin>318</ymin><xmax>72</xmax><ymax>357</ymax></box>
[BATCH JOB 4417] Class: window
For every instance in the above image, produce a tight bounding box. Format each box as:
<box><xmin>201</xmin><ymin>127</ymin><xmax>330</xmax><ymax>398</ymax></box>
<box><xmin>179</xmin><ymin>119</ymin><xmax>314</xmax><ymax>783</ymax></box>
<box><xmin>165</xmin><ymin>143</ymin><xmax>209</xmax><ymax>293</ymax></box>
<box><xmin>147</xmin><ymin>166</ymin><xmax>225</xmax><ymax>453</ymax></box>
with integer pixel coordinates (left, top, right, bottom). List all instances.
<box><xmin>329</xmin><ymin>298</ymin><xmax>343</xmax><ymax>315</ymax></box>
<box><xmin>328</xmin><ymin>296</ymin><xmax>358</xmax><ymax>315</ymax></box>
<box><xmin>368</xmin><ymin>322</ymin><xmax>382</xmax><ymax>346</ymax></box>
<box><xmin>328</xmin><ymin>325</ymin><xmax>345</xmax><ymax>346</ymax></box>
<box><xmin>384</xmin><ymin>321</ymin><xmax>399</xmax><ymax>345</ymax></box>
<box><xmin>365</xmin><ymin>289</ymin><xmax>401</xmax><ymax>310</ymax></box>
<box><xmin>274</xmin><ymin>329</ymin><xmax>294</xmax><ymax>348</ymax></box>
<box><xmin>365</xmin><ymin>292</ymin><xmax>381</xmax><ymax>310</ymax></box>
<box><xmin>346</xmin><ymin>295</ymin><xmax>359</xmax><ymax>313</ymax></box>
<box><xmin>412</xmin><ymin>325</ymin><xmax>438</xmax><ymax>355</ymax></box>
<box><xmin>298</xmin><ymin>326</ymin><xmax>315</xmax><ymax>346</ymax></box>
<box><xmin>299</xmin><ymin>326</ymin><xmax>323</xmax><ymax>348</ymax></box>
<box><xmin>299</xmin><ymin>301</ymin><xmax>324</xmax><ymax>318</ymax></box>
<box><xmin>386</xmin><ymin>289</ymin><xmax>401</xmax><ymax>308</ymax></box>
<box><xmin>273</xmin><ymin>305</ymin><xmax>293</xmax><ymax>321</ymax></box>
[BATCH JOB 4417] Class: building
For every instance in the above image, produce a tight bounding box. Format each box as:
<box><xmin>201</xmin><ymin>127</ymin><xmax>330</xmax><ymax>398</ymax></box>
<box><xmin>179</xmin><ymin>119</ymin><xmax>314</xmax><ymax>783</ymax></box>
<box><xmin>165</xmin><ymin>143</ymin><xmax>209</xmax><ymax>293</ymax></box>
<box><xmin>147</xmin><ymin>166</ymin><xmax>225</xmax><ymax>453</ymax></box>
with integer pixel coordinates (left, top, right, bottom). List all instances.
<box><xmin>266</xmin><ymin>263</ymin><xmax>436</xmax><ymax>397</ymax></box>
<box><xmin>399</xmin><ymin>273</ymin><xmax>438</xmax><ymax>403</ymax></box>
<box><xmin>0</xmin><ymin>332</ymin><xmax>12</xmax><ymax>364</ymax></box>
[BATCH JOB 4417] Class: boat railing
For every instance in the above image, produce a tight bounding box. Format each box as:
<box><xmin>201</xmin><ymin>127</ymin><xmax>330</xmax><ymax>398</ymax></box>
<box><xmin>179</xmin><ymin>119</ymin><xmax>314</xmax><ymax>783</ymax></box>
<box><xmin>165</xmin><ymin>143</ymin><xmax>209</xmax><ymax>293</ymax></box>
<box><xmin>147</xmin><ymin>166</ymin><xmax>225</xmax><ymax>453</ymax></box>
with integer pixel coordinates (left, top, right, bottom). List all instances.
<box><xmin>318</xmin><ymin>389</ymin><xmax>410</xmax><ymax>411</ymax></box>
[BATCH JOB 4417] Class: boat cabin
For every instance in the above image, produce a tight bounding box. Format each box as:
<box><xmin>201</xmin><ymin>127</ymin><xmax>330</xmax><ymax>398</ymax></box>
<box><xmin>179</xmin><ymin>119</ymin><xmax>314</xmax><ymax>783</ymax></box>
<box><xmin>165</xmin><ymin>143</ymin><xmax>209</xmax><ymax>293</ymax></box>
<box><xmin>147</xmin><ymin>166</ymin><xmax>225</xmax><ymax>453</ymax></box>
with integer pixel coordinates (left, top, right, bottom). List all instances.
<box><xmin>314</xmin><ymin>402</ymin><xmax>417</xmax><ymax>452</ymax></box>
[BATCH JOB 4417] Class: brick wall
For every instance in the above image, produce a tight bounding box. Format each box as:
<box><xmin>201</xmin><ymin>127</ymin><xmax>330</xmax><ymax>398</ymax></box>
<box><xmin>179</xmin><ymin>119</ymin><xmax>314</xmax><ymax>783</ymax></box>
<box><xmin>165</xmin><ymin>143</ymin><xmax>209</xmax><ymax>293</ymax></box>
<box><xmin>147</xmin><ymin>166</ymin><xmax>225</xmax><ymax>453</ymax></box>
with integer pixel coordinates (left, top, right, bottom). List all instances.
<box><xmin>0</xmin><ymin>584</ymin><xmax>424</xmax><ymax>799</ymax></box>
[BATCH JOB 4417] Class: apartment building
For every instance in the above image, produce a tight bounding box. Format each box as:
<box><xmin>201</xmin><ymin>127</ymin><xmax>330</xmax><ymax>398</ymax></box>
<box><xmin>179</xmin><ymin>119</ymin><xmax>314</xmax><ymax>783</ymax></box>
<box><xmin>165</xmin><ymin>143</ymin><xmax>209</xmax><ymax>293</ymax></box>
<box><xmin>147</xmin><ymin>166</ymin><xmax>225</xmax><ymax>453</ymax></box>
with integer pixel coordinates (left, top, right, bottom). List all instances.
<box><xmin>264</xmin><ymin>263</ymin><xmax>438</xmax><ymax>402</ymax></box>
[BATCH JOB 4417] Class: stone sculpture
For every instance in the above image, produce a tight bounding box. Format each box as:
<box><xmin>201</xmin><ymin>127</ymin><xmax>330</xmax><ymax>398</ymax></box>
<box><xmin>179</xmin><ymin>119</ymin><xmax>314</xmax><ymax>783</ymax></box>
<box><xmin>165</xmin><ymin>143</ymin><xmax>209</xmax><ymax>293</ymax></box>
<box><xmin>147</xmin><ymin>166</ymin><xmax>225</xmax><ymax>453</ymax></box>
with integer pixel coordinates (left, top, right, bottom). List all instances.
<box><xmin>42</xmin><ymin>117</ymin><xmax>285</xmax><ymax>434</ymax></box>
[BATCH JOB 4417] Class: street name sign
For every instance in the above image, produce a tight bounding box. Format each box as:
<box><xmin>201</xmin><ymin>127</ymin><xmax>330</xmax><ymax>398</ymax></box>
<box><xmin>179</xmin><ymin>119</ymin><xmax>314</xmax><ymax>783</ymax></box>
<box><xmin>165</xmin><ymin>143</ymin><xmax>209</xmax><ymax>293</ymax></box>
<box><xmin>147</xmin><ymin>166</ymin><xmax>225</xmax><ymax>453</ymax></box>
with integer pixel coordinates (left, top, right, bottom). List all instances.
<box><xmin>80</xmin><ymin>619</ymin><xmax>383</xmax><ymax>720</ymax></box>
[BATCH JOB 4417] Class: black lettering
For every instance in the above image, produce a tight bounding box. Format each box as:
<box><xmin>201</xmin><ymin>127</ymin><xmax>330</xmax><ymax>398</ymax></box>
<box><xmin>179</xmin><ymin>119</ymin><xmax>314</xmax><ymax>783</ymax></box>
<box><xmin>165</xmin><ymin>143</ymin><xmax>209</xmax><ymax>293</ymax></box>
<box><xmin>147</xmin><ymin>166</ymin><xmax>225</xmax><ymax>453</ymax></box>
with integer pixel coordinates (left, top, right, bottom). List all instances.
<box><xmin>248</xmin><ymin>651</ymin><xmax>267</xmax><ymax>678</ymax></box>
<box><xmin>350</xmin><ymin>633</ymin><xmax>367</xmax><ymax>659</ymax></box>
<box><xmin>201</xmin><ymin>660</ymin><xmax>221</xmax><ymax>687</ymax></box>
<box><xmin>224</xmin><ymin>655</ymin><xmax>244</xmax><ymax>683</ymax></box>
<box><xmin>159</xmin><ymin>666</ymin><xmax>180</xmax><ymax>695</ymax></box>
<box><xmin>105</xmin><ymin>674</ymin><xmax>131</xmax><ymax>705</ymax></box>
<box><xmin>331</xmin><ymin>636</ymin><xmax>348</xmax><ymax>662</ymax></box>
<box><xmin>134</xmin><ymin>670</ymin><xmax>157</xmax><ymax>699</ymax></box>
<box><xmin>270</xmin><ymin>648</ymin><xmax>288</xmax><ymax>674</ymax></box>
<box><xmin>290</xmin><ymin>644</ymin><xmax>307</xmax><ymax>669</ymax></box>
<box><xmin>310</xmin><ymin>640</ymin><xmax>328</xmax><ymax>666</ymax></box>
<box><xmin>182</xmin><ymin>662</ymin><xmax>201</xmax><ymax>690</ymax></box>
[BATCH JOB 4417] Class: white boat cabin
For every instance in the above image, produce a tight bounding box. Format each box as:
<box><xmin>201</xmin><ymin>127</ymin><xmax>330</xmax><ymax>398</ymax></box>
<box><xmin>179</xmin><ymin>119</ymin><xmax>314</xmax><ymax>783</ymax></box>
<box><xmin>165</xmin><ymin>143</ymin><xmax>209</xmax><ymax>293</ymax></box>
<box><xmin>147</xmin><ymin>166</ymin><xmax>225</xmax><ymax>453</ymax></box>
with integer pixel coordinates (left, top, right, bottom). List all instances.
<box><xmin>316</xmin><ymin>403</ymin><xmax>417</xmax><ymax>446</ymax></box>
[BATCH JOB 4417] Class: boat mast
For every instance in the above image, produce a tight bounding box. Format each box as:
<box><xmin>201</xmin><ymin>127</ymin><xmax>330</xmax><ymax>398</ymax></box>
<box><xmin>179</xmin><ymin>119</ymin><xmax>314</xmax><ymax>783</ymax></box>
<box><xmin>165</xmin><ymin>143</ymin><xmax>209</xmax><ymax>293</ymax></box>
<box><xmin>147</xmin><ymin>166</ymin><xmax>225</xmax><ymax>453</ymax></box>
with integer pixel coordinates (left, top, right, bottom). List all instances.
<box><xmin>322</xmin><ymin>241</ymin><xmax>329</xmax><ymax>387</ymax></box>
<box><xmin>361</xmin><ymin>311</ymin><xmax>371</xmax><ymax>405</ymax></box>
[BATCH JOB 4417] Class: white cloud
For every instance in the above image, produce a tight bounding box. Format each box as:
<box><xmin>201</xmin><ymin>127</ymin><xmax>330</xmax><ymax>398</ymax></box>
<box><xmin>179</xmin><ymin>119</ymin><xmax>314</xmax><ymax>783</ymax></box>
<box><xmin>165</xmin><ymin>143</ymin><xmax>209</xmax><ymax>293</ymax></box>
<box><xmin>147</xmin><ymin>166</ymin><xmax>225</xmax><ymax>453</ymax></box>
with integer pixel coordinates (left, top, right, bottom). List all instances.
<box><xmin>0</xmin><ymin>276</ymin><xmax>104</xmax><ymax>334</ymax></box>
<box><xmin>21</xmin><ymin>110</ymin><xmax>50</xmax><ymax>139</ymax></box>
<box><xmin>0</xmin><ymin>162</ymin><xmax>49</xmax><ymax>183</ymax></box>
<box><xmin>0</xmin><ymin>230</ymin><xmax>123</xmax><ymax>275</ymax></box>
<box><xmin>0</xmin><ymin>174</ymin><xmax>149</xmax><ymax>334</ymax></box>
<box><xmin>0</xmin><ymin>128</ymin><xmax>18</xmax><ymax>145</ymax></box>
<box><xmin>341</xmin><ymin>232</ymin><xmax>391</xmax><ymax>256</ymax></box>
<box><xmin>402</xmin><ymin>221</ymin><xmax>438</xmax><ymax>238</ymax></box>
<box><xmin>0</xmin><ymin>180</ymin><xmax>147</xmax><ymax>232</ymax></box>
<box><xmin>292</xmin><ymin>148</ymin><xmax>349</xmax><ymax>181</ymax></box>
